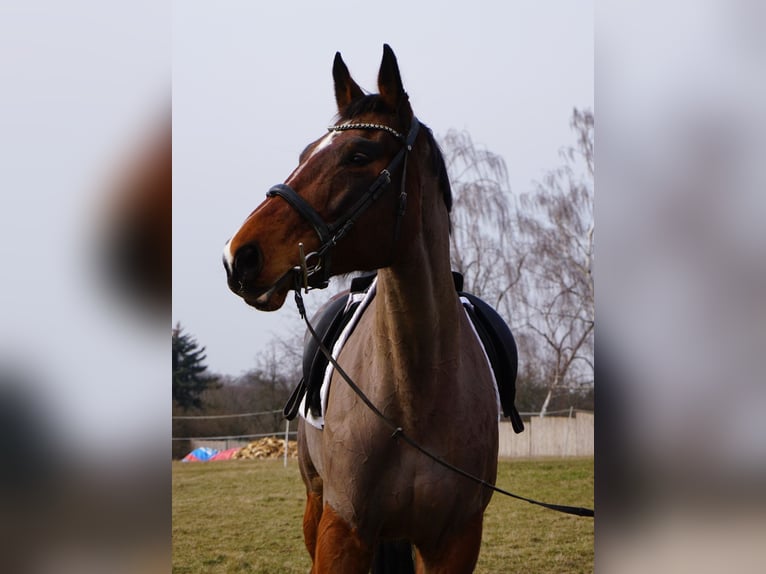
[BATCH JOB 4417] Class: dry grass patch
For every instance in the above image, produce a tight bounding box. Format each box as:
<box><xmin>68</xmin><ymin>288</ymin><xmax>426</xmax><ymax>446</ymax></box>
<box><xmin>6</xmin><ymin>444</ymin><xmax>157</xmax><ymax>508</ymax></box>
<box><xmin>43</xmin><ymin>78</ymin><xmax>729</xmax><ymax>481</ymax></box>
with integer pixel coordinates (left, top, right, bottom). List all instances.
<box><xmin>173</xmin><ymin>457</ymin><xmax>593</xmax><ymax>573</ymax></box>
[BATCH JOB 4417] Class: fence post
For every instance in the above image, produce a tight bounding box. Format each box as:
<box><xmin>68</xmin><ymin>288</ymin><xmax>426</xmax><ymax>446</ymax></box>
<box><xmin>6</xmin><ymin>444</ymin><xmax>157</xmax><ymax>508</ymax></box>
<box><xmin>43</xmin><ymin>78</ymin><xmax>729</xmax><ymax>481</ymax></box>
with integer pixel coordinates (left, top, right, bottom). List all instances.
<box><xmin>284</xmin><ymin>419</ymin><xmax>289</xmax><ymax>468</ymax></box>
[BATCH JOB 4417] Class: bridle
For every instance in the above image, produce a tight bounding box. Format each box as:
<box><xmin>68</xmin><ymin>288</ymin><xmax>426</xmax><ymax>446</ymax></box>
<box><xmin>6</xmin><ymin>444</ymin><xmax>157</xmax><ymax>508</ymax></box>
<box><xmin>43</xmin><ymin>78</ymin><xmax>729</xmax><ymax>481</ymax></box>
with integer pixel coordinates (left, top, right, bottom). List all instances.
<box><xmin>265</xmin><ymin>117</ymin><xmax>421</xmax><ymax>291</ymax></box>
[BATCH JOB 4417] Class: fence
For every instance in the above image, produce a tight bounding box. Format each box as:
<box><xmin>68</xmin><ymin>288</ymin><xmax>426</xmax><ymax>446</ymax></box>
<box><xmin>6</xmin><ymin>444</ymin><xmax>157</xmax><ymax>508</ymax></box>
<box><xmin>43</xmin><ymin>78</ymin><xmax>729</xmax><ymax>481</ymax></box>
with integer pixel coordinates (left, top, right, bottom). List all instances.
<box><xmin>173</xmin><ymin>409</ymin><xmax>593</xmax><ymax>459</ymax></box>
<box><xmin>499</xmin><ymin>411</ymin><xmax>593</xmax><ymax>457</ymax></box>
<box><xmin>188</xmin><ymin>432</ymin><xmax>298</xmax><ymax>453</ymax></box>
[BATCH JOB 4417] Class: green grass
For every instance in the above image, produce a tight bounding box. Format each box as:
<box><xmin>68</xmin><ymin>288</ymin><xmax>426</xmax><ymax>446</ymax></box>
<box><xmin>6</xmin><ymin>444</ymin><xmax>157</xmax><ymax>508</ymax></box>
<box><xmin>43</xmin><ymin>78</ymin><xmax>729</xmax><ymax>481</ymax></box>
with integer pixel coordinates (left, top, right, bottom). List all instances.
<box><xmin>173</xmin><ymin>458</ymin><xmax>593</xmax><ymax>573</ymax></box>
<box><xmin>476</xmin><ymin>459</ymin><xmax>594</xmax><ymax>573</ymax></box>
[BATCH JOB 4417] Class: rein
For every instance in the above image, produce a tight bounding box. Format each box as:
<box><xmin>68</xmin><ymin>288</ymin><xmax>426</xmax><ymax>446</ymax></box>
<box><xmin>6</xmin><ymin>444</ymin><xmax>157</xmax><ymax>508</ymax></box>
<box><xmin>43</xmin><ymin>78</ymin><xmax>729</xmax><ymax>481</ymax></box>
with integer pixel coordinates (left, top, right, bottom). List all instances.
<box><xmin>292</xmin><ymin>285</ymin><xmax>595</xmax><ymax>519</ymax></box>
<box><xmin>267</xmin><ymin>118</ymin><xmax>420</xmax><ymax>290</ymax></box>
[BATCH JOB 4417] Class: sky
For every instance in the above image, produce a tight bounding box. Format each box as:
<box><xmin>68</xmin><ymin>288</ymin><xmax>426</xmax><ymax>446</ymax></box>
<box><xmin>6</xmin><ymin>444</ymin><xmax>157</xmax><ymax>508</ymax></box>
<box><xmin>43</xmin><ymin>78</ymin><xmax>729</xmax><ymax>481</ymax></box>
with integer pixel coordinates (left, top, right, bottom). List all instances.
<box><xmin>172</xmin><ymin>1</ymin><xmax>594</xmax><ymax>376</ymax></box>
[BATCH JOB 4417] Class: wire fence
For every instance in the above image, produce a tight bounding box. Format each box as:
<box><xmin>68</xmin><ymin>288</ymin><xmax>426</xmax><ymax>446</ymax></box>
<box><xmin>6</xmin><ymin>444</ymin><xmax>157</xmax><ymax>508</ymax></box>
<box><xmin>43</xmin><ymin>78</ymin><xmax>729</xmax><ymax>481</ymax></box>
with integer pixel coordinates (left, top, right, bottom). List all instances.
<box><xmin>172</xmin><ymin>409</ymin><xmax>593</xmax><ymax>441</ymax></box>
<box><xmin>172</xmin><ymin>410</ymin><xmax>292</xmax><ymax>441</ymax></box>
<box><xmin>518</xmin><ymin>407</ymin><xmax>592</xmax><ymax>417</ymax></box>
<box><xmin>172</xmin><ymin>408</ymin><xmax>593</xmax><ymax>421</ymax></box>
<box><xmin>171</xmin><ymin>431</ymin><xmax>297</xmax><ymax>441</ymax></box>
<box><xmin>172</xmin><ymin>409</ymin><xmax>283</xmax><ymax>421</ymax></box>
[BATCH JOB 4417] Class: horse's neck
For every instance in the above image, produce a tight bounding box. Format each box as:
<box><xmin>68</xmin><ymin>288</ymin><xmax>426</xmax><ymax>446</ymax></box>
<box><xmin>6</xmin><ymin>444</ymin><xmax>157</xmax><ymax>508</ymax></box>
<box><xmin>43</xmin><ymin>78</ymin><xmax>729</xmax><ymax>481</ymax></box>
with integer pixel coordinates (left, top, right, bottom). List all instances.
<box><xmin>372</xmin><ymin>180</ymin><xmax>460</xmax><ymax>390</ymax></box>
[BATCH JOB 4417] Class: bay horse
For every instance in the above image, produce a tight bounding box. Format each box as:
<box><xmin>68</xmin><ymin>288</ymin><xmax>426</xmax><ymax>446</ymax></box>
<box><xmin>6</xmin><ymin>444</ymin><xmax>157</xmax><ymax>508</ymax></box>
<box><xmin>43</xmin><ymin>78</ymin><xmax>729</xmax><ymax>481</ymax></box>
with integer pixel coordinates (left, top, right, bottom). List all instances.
<box><xmin>224</xmin><ymin>45</ymin><xmax>499</xmax><ymax>573</ymax></box>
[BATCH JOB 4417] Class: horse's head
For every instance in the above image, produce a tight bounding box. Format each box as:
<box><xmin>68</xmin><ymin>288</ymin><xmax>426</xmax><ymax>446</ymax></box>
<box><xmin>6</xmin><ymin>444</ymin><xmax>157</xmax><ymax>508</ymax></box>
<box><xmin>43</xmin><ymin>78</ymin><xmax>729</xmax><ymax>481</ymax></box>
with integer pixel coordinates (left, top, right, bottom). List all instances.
<box><xmin>223</xmin><ymin>45</ymin><xmax>450</xmax><ymax>311</ymax></box>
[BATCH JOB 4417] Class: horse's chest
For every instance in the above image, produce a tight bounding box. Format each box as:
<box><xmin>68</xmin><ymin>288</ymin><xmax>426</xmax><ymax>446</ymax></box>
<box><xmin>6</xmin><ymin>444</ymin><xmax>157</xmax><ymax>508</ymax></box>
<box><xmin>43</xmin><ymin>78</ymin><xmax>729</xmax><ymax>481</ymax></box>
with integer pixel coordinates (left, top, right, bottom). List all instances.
<box><xmin>320</xmin><ymin>430</ymin><xmax>493</xmax><ymax>541</ymax></box>
<box><xmin>319</xmin><ymin>392</ymin><xmax>497</xmax><ymax>534</ymax></box>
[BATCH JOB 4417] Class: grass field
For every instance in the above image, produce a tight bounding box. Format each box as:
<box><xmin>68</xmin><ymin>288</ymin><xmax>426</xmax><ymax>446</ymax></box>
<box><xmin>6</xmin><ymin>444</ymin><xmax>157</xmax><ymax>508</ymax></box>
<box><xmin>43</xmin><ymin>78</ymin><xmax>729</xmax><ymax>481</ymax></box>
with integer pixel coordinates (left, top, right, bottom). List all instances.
<box><xmin>173</xmin><ymin>457</ymin><xmax>593</xmax><ymax>573</ymax></box>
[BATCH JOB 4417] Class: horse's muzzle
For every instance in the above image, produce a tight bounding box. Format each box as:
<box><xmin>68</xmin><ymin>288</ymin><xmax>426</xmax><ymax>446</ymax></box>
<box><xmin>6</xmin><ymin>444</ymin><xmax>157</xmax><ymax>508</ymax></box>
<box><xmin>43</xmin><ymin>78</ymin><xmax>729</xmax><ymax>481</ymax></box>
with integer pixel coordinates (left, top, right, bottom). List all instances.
<box><xmin>223</xmin><ymin>240</ymin><xmax>263</xmax><ymax>296</ymax></box>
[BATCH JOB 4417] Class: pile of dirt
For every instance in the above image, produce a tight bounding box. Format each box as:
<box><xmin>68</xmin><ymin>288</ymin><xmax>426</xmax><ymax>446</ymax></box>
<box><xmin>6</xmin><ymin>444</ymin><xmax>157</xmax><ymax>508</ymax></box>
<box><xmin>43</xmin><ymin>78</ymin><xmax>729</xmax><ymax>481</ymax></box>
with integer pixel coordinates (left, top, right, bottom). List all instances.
<box><xmin>232</xmin><ymin>437</ymin><xmax>299</xmax><ymax>460</ymax></box>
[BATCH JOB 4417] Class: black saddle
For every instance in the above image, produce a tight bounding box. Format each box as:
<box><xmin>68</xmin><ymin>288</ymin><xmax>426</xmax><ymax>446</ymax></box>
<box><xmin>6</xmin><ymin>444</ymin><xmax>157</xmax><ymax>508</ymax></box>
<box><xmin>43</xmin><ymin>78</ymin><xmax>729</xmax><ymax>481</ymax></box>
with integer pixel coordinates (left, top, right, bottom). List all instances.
<box><xmin>283</xmin><ymin>272</ymin><xmax>525</xmax><ymax>434</ymax></box>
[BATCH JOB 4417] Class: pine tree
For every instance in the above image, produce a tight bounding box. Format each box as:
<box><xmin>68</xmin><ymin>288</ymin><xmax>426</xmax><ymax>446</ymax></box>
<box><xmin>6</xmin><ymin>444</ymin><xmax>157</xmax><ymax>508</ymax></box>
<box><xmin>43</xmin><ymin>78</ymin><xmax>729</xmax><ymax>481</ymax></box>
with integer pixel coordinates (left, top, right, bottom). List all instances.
<box><xmin>172</xmin><ymin>322</ymin><xmax>215</xmax><ymax>409</ymax></box>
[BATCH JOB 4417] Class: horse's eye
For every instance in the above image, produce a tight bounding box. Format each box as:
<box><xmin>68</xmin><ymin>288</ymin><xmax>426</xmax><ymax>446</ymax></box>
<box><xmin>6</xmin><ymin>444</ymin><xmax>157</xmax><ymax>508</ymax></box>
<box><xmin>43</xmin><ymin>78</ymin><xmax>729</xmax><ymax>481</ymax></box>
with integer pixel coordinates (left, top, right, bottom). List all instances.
<box><xmin>349</xmin><ymin>152</ymin><xmax>371</xmax><ymax>166</ymax></box>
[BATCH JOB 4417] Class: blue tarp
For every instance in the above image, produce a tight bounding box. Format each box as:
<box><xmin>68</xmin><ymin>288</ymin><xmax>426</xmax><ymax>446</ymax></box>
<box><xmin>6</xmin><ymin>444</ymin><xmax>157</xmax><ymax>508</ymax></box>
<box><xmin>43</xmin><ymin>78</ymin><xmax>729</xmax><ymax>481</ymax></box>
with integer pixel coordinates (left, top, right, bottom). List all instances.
<box><xmin>181</xmin><ymin>446</ymin><xmax>219</xmax><ymax>462</ymax></box>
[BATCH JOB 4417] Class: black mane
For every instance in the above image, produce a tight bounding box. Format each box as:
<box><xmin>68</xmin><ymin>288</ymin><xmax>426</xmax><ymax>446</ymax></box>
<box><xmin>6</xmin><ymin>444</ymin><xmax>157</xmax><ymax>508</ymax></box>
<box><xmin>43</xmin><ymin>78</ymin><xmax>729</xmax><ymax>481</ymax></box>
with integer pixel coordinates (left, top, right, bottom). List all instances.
<box><xmin>338</xmin><ymin>95</ymin><xmax>452</xmax><ymax>212</ymax></box>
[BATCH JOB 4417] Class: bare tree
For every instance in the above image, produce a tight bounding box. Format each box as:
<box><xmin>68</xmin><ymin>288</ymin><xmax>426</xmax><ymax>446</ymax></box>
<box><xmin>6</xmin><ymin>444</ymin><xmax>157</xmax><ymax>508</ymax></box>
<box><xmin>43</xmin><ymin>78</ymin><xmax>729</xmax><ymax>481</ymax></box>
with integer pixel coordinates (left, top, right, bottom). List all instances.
<box><xmin>441</xmin><ymin>130</ymin><xmax>523</xmax><ymax>312</ymax></box>
<box><xmin>439</xmin><ymin>109</ymin><xmax>594</xmax><ymax>416</ymax></box>
<box><xmin>516</xmin><ymin>109</ymin><xmax>594</xmax><ymax>416</ymax></box>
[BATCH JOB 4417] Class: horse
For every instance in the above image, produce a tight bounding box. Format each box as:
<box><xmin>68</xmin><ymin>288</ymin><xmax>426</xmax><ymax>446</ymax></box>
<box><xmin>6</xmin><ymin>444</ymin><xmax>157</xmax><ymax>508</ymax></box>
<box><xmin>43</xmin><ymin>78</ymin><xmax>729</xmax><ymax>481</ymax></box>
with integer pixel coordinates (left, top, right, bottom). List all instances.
<box><xmin>223</xmin><ymin>45</ymin><xmax>500</xmax><ymax>573</ymax></box>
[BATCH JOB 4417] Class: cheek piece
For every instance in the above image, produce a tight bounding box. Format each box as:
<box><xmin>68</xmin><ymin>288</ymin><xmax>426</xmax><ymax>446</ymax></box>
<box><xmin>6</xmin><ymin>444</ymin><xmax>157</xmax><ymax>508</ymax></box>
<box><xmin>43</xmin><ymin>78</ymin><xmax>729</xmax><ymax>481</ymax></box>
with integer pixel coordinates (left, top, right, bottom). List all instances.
<box><xmin>265</xmin><ymin>118</ymin><xmax>420</xmax><ymax>291</ymax></box>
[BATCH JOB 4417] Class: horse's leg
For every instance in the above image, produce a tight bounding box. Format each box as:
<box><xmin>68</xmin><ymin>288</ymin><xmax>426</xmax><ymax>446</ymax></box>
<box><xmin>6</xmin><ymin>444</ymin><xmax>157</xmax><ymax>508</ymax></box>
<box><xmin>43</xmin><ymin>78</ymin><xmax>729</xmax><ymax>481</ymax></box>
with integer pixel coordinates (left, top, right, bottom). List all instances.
<box><xmin>298</xmin><ymin>421</ymin><xmax>324</xmax><ymax>561</ymax></box>
<box><xmin>312</xmin><ymin>502</ymin><xmax>373</xmax><ymax>574</ymax></box>
<box><xmin>303</xmin><ymin>490</ymin><xmax>323</xmax><ymax>559</ymax></box>
<box><xmin>414</xmin><ymin>512</ymin><xmax>484</xmax><ymax>574</ymax></box>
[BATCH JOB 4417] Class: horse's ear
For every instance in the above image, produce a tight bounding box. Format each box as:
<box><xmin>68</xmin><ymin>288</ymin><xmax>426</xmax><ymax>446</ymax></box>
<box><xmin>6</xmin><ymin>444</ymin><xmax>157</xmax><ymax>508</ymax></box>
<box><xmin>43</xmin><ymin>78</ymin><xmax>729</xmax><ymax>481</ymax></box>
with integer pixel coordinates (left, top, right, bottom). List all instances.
<box><xmin>377</xmin><ymin>44</ymin><xmax>411</xmax><ymax>119</ymax></box>
<box><xmin>333</xmin><ymin>52</ymin><xmax>364</xmax><ymax>112</ymax></box>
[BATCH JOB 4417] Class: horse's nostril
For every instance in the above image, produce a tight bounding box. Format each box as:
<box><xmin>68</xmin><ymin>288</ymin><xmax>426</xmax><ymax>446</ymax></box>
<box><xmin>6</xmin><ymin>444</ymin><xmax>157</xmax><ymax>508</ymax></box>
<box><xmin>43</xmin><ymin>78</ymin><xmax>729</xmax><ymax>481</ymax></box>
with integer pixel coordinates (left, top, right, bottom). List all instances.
<box><xmin>232</xmin><ymin>242</ymin><xmax>263</xmax><ymax>281</ymax></box>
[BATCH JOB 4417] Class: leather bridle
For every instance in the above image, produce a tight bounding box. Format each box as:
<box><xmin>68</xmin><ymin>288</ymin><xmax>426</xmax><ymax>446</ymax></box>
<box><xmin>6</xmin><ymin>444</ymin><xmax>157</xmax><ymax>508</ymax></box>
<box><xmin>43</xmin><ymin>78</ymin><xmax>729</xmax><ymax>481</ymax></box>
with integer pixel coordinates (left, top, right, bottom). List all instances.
<box><xmin>265</xmin><ymin>117</ymin><xmax>421</xmax><ymax>291</ymax></box>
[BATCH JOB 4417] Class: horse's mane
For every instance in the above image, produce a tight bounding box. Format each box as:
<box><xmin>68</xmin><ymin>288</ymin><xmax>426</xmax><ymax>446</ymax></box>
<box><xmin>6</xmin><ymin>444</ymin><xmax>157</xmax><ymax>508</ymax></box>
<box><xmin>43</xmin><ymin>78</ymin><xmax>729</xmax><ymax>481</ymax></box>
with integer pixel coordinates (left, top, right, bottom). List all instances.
<box><xmin>339</xmin><ymin>95</ymin><xmax>453</xmax><ymax>213</ymax></box>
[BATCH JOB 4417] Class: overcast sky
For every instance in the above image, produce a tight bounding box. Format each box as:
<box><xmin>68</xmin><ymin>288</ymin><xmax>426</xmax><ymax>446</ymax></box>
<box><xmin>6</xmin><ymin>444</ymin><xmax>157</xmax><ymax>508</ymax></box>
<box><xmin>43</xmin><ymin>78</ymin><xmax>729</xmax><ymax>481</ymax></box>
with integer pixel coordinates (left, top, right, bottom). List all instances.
<box><xmin>172</xmin><ymin>1</ymin><xmax>594</xmax><ymax>376</ymax></box>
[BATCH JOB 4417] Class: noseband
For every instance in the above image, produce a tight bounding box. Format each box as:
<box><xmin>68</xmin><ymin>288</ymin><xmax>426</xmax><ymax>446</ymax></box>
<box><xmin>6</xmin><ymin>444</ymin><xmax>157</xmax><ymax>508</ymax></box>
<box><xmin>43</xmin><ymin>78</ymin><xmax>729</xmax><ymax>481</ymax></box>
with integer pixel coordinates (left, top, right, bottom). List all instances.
<box><xmin>266</xmin><ymin>117</ymin><xmax>421</xmax><ymax>290</ymax></box>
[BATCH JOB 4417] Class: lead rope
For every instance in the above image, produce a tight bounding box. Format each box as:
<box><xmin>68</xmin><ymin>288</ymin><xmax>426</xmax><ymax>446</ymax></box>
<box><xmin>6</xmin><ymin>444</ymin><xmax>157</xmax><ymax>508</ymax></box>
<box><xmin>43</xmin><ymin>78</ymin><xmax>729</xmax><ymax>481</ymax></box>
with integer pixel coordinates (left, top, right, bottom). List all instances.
<box><xmin>292</xmin><ymin>285</ymin><xmax>594</xmax><ymax>518</ymax></box>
